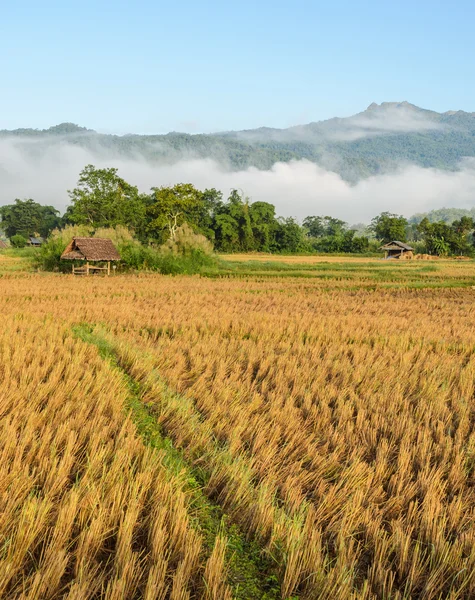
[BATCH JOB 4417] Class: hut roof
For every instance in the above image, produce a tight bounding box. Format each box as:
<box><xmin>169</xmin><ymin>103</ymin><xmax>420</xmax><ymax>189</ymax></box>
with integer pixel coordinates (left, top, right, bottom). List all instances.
<box><xmin>0</xmin><ymin>240</ymin><xmax>8</xmax><ymax>249</ymax></box>
<box><xmin>29</xmin><ymin>236</ymin><xmax>44</xmax><ymax>245</ymax></box>
<box><xmin>379</xmin><ymin>240</ymin><xmax>414</xmax><ymax>251</ymax></box>
<box><xmin>61</xmin><ymin>238</ymin><xmax>121</xmax><ymax>262</ymax></box>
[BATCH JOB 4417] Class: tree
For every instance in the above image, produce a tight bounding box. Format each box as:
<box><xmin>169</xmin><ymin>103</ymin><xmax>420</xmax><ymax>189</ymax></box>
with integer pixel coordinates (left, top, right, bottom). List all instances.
<box><xmin>226</xmin><ymin>189</ymin><xmax>254</xmax><ymax>251</ymax></box>
<box><xmin>68</xmin><ymin>165</ymin><xmax>145</xmax><ymax>232</ymax></box>
<box><xmin>213</xmin><ymin>213</ymin><xmax>240</xmax><ymax>251</ymax></box>
<box><xmin>370</xmin><ymin>212</ymin><xmax>408</xmax><ymax>243</ymax></box>
<box><xmin>274</xmin><ymin>218</ymin><xmax>306</xmax><ymax>253</ymax></box>
<box><xmin>302</xmin><ymin>214</ymin><xmax>370</xmax><ymax>253</ymax></box>
<box><xmin>303</xmin><ymin>216</ymin><xmax>347</xmax><ymax>238</ymax></box>
<box><xmin>200</xmin><ymin>188</ymin><xmax>224</xmax><ymax>239</ymax></box>
<box><xmin>322</xmin><ymin>217</ymin><xmax>347</xmax><ymax>237</ymax></box>
<box><xmin>249</xmin><ymin>201</ymin><xmax>276</xmax><ymax>251</ymax></box>
<box><xmin>146</xmin><ymin>183</ymin><xmax>208</xmax><ymax>242</ymax></box>
<box><xmin>303</xmin><ymin>216</ymin><xmax>325</xmax><ymax>238</ymax></box>
<box><xmin>417</xmin><ymin>217</ymin><xmax>475</xmax><ymax>256</ymax></box>
<box><xmin>346</xmin><ymin>233</ymin><xmax>370</xmax><ymax>253</ymax></box>
<box><xmin>451</xmin><ymin>217</ymin><xmax>475</xmax><ymax>254</ymax></box>
<box><xmin>0</xmin><ymin>199</ymin><xmax>60</xmax><ymax>239</ymax></box>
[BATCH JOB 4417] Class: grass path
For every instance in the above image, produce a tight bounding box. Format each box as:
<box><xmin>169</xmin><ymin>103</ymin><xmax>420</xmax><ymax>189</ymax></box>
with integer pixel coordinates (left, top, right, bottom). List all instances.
<box><xmin>73</xmin><ymin>324</ymin><xmax>283</xmax><ymax>600</ymax></box>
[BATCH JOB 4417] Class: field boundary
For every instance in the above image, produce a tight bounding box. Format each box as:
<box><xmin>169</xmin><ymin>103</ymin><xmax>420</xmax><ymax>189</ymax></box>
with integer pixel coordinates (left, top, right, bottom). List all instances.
<box><xmin>73</xmin><ymin>323</ymin><xmax>283</xmax><ymax>600</ymax></box>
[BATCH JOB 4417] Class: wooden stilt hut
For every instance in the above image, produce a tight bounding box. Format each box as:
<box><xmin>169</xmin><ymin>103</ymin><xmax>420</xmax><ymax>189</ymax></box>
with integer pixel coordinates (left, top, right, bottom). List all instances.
<box><xmin>61</xmin><ymin>238</ymin><xmax>121</xmax><ymax>275</ymax></box>
<box><xmin>380</xmin><ymin>240</ymin><xmax>414</xmax><ymax>260</ymax></box>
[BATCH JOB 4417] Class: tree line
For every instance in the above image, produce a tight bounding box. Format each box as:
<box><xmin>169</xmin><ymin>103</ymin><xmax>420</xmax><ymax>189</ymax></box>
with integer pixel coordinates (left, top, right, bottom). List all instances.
<box><xmin>1</xmin><ymin>164</ymin><xmax>475</xmax><ymax>256</ymax></box>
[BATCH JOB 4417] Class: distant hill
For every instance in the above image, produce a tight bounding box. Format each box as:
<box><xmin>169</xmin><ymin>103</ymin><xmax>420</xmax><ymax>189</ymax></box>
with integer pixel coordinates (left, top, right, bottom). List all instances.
<box><xmin>2</xmin><ymin>102</ymin><xmax>475</xmax><ymax>182</ymax></box>
<box><xmin>409</xmin><ymin>207</ymin><xmax>475</xmax><ymax>224</ymax></box>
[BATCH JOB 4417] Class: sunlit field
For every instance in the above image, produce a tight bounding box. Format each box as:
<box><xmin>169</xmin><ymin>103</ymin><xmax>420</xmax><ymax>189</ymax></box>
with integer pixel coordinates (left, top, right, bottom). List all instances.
<box><xmin>220</xmin><ymin>253</ymin><xmax>382</xmax><ymax>263</ymax></box>
<box><xmin>2</xmin><ymin>253</ymin><xmax>475</xmax><ymax>599</ymax></box>
<box><xmin>217</xmin><ymin>253</ymin><xmax>475</xmax><ymax>289</ymax></box>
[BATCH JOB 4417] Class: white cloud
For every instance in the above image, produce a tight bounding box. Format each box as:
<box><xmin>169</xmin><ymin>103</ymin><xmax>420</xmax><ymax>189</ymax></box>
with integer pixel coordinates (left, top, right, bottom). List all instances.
<box><xmin>1</xmin><ymin>138</ymin><xmax>475</xmax><ymax>224</ymax></box>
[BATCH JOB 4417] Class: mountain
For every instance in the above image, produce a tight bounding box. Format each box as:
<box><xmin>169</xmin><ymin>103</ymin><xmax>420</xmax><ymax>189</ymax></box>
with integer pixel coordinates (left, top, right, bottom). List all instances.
<box><xmin>2</xmin><ymin>102</ymin><xmax>475</xmax><ymax>183</ymax></box>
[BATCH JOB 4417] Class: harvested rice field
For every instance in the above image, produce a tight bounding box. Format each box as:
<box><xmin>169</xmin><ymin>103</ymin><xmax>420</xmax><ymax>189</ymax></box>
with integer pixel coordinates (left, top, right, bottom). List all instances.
<box><xmin>2</xmin><ymin>254</ymin><xmax>475</xmax><ymax>599</ymax></box>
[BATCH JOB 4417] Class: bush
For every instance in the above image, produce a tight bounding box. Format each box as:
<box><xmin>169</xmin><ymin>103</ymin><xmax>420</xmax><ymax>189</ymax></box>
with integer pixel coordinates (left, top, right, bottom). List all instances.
<box><xmin>119</xmin><ymin>241</ymin><xmax>217</xmax><ymax>275</ymax></box>
<box><xmin>120</xmin><ymin>222</ymin><xmax>218</xmax><ymax>275</ymax></box>
<box><xmin>160</xmin><ymin>223</ymin><xmax>214</xmax><ymax>256</ymax></box>
<box><xmin>94</xmin><ymin>225</ymin><xmax>135</xmax><ymax>247</ymax></box>
<box><xmin>155</xmin><ymin>249</ymin><xmax>217</xmax><ymax>275</ymax></box>
<box><xmin>10</xmin><ymin>234</ymin><xmax>28</xmax><ymax>248</ymax></box>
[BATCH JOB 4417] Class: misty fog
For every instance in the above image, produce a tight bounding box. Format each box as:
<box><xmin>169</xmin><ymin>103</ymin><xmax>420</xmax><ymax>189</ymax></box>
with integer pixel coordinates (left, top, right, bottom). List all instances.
<box><xmin>1</xmin><ymin>137</ymin><xmax>475</xmax><ymax>224</ymax></box>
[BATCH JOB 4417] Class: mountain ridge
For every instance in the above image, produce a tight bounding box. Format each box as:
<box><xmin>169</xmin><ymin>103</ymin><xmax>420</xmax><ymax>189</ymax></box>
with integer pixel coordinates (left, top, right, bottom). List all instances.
<box><xmin>2</xmin><ymin>102</ymin><xmax>475</xmax><ymax>183</ymax></box>
<box><xmin>4</xmin><ymin>102</ymin><xmax>475</xmax><ymax>136</ymax></box>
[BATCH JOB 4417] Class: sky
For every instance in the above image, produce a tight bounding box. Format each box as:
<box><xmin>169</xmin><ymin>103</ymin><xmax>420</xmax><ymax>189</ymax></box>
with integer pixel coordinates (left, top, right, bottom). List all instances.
<box><xmin>1</xmin><ymin>0</ymin><xmax>475</xmax><ymax>134</ymax></box>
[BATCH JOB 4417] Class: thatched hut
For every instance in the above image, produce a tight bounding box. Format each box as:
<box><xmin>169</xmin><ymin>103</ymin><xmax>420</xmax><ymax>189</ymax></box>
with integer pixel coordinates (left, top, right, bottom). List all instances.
<box><xmin>380</xmin><ymin>240</ymin><xmax>414</xmax><ymax>259</ymax></box>
<box><xmin>61</xmin><ymin>238</ymin><xmax>121</xmax><ymax>275</ymax></box>
<box><xmin>0</xmin><ymin>240</ymin><xmax>7</xmax><ymax>249</ymax></box>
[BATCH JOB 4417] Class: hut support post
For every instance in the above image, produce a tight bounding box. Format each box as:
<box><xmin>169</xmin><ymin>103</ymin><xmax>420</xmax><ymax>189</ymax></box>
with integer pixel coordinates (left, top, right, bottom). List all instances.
<box><xmin>107</xmin><ymin>261</ymin><xmax>110</xmax><ymax>276</ymax></box>
<box><xmin>86</xmin><ymin>262</ymin><xmax>90</xmax><ymax>276</ymax></box>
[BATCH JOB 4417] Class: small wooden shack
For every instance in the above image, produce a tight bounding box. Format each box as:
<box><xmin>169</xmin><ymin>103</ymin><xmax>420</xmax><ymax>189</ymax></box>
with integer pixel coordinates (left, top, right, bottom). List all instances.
<box><xmin>61</xmin><ymin>237</ymin><xmax>121</xmax><ymax>275</ymax></box>
<box><xmin>0</xmin><ymin>240</ymin><xmax>8</xmax><ymax>249</ymax></box>
<box><xmin>380</xmin><ymin>240</ymin><xmax>414</xmax><ymax>259</ymax></box>
<box><xmin>28</xmin><ymin>236</ymin><xmax>44</xmax><ymax>247</ymax></box>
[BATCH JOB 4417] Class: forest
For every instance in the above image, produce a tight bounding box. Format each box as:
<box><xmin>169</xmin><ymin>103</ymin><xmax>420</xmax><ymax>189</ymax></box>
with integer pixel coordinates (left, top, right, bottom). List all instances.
<box><xmin>1</xmin><ymin>164</ymin><xmax>475</xmax><ymax>273</ymax></box>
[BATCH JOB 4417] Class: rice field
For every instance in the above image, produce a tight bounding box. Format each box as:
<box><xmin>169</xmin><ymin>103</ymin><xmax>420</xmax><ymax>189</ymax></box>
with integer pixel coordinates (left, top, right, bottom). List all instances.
<box><xmin>2</xmin><ymin>254</ymin><xmax>475</xmax><ymax>599</ymax></box>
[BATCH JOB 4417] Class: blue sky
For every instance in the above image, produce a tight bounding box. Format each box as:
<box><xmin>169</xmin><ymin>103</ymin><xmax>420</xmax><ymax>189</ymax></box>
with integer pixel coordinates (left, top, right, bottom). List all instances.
<box><xmin>1</xmin><ymin>0</ymin><xmax>473</xmax><ymax>133</ymax></box>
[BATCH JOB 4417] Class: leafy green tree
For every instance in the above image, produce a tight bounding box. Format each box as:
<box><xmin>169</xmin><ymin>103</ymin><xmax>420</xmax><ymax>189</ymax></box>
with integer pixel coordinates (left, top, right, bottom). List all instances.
<box><xmin>370</xmin><ymin>212</ymin><xmax>408</xmax><ymax>243</ymax></box>
<box><xmin>346</xmin><ymin>233</ymin><xmax>370</xmax><ymax>253</ymax></box>
<box><xmin>249</xmin><ymin>201</ymin><xmax>276</xmax><ymax>251</ymax></box>
<box><xmin>417</xmin><ymin>217</ymin><xmax>474</xmax><ymax>256</ymax></box>
<box><xmin>146</xmin><ymin>183</ymin><xmax>209</xmax><ymax>242</ymax></box>
<box><xmin>68</xmin><ymin>165</ymin><xmax>145</xmax><ymax>232</ymax></box>
<box><xmin>303</xmin><ymin>216</ymin><xmax>325</xmax><ymax>238</ymax></box>
<box><xmin>213</xmin><ymin>213</ymin><xmax>240</xmax><ymax>251</ymax></box>
<box><xmin>200</xmin><ymin>188</ymin><xmax>224</xmax><ymax>238</ymax></box>
<box><xmin>226</xmin><ymin>189</ymin><xmax>254</xmax><ymax>251</ymax></box>
<box><xmin>303</xmin><ymin>215</ymin><xmax>347</xmax><ymax>238</ymax></box>
<box><xmin>451</xmin><ymin>217</ymin><xmax>475</xmax><ymax>254</ymax></box>
<box><xmin>323</xmin><ymin>217</ymin><xmax>347</xmax><ymax>237</ymax></box>
<box><xmin>303</xmin><ymin>214</ymin><xmax>370</xmax><ymax>253</ymax></box>
<box><xmin>452</xmin><ymin>216</ymin><xmax>474</xmax><ymax>236</ymax></box>
<box><xmin>0</xmin><ymin>199</ymin><xmax>60</xmax><ymax>238</ymax></box>
<box><xmin>274</xmin><ymin>217</ymin><xmax>306</xmax><ymax>252</ymax></box>
<box><xmin>212</xmin><ymin>191</ymin><xmax>285</xmax><ymax>252</ymax></box>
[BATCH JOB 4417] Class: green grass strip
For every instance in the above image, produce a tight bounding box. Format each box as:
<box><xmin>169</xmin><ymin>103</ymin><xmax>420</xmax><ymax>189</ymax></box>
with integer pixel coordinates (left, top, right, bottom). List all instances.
<box><xmin>73</xmin><ymin>323</ymin><xmax>282</xmax><ymax>600</ymax></box>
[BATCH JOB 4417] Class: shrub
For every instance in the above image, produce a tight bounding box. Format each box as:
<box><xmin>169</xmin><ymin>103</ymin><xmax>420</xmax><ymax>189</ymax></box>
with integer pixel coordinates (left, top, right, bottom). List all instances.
<box><xmin>119</xmin><ymin>241</ymin><xmax>217</xmax><ymax>275</ymax></box>
<box><xmin>155</xmin><ymin>249</ymin><xmax>217</xmax><ymax>275</ymax></box>
<box><xmin>94</xmin><ymin>225</ymin><xmax>135</xmax><ymax>247</ymax></box>
<box><xmin>10</xmin><ymin>234</ymin><xmax>28</xmax><ymax>248</ymax></box>
<box><xmin>160</xmin><ymin>223</ymin><xmax>214</xmax><ymax>256</ymax></box>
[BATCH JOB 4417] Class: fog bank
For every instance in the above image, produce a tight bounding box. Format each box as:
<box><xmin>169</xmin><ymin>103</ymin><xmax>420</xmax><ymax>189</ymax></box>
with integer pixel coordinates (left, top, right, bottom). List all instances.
<box><xmin>1</xmin><ymin>139</ymin><xmax>475</xmax><ymax>223</ymax></box>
